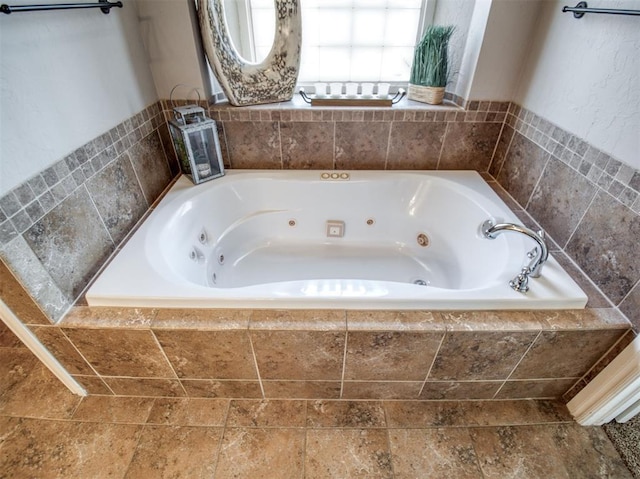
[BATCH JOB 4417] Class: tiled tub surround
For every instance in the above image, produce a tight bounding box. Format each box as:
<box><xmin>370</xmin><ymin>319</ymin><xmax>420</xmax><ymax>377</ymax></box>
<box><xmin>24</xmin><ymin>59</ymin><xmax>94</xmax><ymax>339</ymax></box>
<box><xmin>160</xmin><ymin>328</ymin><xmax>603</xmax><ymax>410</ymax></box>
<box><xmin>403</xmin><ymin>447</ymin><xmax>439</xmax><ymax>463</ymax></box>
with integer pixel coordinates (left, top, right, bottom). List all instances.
<box><xmin>489</xmin><ymin>104</ymin><xmax>640</xmax><ymax>332</ymax></box>
<box><xmin>162</xmin><ymin>98</ymin><xmax>509</xmax><ymax>172</ymax></box>
<box><xmin>0</xmin><ymin>97</ymin><xmax>637</xmax><ymax>406</ymax></box>
<box><xmin>0</xmin><ymin>102</ymin><xmax>177</xmax><ymax>322</ymax></box>
<box><xmin>28</xmin><ymin>307</ymin><xmax>628</xmax><ymax>401</ymax></box>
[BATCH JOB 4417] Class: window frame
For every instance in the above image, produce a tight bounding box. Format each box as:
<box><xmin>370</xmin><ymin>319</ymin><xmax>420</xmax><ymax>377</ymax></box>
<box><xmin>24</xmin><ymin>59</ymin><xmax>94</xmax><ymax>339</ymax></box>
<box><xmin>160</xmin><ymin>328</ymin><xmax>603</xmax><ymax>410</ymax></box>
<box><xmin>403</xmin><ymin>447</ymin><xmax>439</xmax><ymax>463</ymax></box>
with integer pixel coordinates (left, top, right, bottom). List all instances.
<box><xmin>217</xmin><ymin>0</ymin><xmax>435</xmax><ymax>94</ymax></box>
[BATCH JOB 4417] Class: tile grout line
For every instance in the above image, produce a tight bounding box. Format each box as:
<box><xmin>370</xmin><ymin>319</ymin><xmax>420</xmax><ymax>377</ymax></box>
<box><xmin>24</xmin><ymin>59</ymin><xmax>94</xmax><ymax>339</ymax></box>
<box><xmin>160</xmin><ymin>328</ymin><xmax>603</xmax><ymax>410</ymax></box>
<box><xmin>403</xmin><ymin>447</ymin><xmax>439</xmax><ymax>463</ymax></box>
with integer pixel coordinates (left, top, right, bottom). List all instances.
<box><xmin>486</xmin><ymin>104</ymin><xmax>509</xmax><ymax>174</ymax></box>
<box><xmin>339</xmin><ymin>327</ymin><xmax>349</xmax><ymax>399</ymax></box>
<box><xmin>211</xmin><ymin>399</ymin><xmax>232</xmax><ymax>477</ymax></box>
<box><xmin>58</xmin><ymin>328</ymin><xmax>116</xmax><ymax>396</ymax></box>
<box><xmin>494</xmin><ymin>119</ymin><xmax>517</xmax><ymax>181</ymax></box>
<box><xmin>435</xmin><ymin>121</ymin><xmax>450</xmax><ymax>170</ymax></box>
<box><xmin>383</xmin><ymin>121</ymin><xmax>393</xmax><ymax>170</ymax></box>
<box><xmin>121</xmin><ymin>418</ymin><xmax>149</xmax><ymax>478</ymax></box>
<box><xmin>524</xmin><ymin>151</ymin><xmax>552</xmax><ymax>211</ymax></box>
<box><xmin>301</xmin><ymin>400</ymin><xmax>308</xmax><ymax>479</ymax></box>
<box><xmin>247</xmin><ymin>330</ymin><xmax>266</xmax><ymax>399</ymax></box>
<box><xmin>149</xmin><ymin>330</ymin><xmax>190</xmax><ymax>398</ymax></box>
<box><xmin>562</xmin><ymin>186</ymin><xmax>600</xmax><ymax>251</ymax></box>
<box><xmin>492</xmin><ymin>331</ymin><xmax>542</xmax><ymax>400</ymax></box>
<box><xmin>417</xmin><ymin>331</ymin><xmax>447</xmax><ymax>398</ymax></box>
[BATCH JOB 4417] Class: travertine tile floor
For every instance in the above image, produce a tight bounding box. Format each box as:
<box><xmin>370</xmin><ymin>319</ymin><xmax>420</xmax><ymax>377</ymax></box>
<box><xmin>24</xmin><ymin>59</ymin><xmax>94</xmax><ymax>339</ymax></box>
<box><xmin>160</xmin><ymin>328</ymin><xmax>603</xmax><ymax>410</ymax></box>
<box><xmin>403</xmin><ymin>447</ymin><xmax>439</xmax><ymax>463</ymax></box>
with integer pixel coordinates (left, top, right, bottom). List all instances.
<box><xmin>0</xmin><ymin>332</ymin><xmax>634</xmax><ymax>478</ymax></box>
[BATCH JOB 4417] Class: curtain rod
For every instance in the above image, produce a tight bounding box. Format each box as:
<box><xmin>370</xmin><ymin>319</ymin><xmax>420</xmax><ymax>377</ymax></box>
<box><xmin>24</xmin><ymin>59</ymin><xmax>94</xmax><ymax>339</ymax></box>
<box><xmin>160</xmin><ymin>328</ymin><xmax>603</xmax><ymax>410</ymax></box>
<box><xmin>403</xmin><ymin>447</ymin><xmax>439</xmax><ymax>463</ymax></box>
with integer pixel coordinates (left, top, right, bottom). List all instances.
<box><xmin>563</xmin><ymin>2</ymin><xmax>640</xmax><ymax>18</ymax></box>
<box><xmin>1</xmin><ymin>0</ymin><xmax>123</xmax><ymax>15</ymax></box>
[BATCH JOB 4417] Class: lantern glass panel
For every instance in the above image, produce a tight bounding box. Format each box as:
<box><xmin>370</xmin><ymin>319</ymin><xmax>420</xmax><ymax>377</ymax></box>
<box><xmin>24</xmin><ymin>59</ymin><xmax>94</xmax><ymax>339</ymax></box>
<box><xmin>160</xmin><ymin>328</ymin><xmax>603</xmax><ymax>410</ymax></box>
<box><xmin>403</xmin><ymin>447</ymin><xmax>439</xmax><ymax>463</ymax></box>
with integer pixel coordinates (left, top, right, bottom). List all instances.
<box><xmin>188</xmin><ymin>128</ymin><xmax>221</xmax><ymax>180</ymax></box>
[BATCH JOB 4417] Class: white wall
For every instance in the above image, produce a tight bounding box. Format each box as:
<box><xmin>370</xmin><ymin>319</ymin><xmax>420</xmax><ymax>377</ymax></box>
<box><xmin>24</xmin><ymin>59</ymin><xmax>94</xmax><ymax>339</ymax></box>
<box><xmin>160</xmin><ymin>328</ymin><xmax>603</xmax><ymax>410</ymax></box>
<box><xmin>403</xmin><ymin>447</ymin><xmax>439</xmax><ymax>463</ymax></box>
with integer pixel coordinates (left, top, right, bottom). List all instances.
<box><xmin>432</xmin><ymin>0</ymin><xmax>476</xmax><ymax>95</ymax></box>
<box><xmin>136</xmin><ymin>0</ymin><xmax>210</xmax><ymax>101</ymax></box>
<box><xmin>515</xmin><ymin>0</ymin><xmax>639</xmax><ymax>169</ymax></box>
<box><xmin>0</xmin><ymin>0</ymin><xmax>158</xmax><ymax>195</ymax></box>
<box><xmin>468</xmin><ymin>0</ymin><xmax>541</xmax><ymax>101</ymax></box>
<box><xmin>454</xmin><ymin>0</ymin><xmax>491</xmax><ymax>100</ymax></box>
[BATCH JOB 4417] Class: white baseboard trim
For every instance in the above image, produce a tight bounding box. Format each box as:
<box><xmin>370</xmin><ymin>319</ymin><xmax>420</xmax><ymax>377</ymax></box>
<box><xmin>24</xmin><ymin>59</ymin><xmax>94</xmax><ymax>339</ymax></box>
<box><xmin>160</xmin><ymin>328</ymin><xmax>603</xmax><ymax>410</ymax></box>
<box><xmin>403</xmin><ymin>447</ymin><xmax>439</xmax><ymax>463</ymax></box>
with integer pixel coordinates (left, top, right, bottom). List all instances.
<box><xmin>0</xmin><ymin>299</ymin><xmax>86</xmax><ymax>397</ymax></box>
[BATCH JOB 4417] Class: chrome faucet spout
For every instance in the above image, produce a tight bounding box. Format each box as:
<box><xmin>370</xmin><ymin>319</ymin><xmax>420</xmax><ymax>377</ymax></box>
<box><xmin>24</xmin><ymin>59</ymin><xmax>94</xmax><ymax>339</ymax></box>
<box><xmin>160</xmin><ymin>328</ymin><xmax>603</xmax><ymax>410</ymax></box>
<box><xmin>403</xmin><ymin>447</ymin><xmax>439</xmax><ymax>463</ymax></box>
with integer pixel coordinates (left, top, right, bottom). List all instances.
<box><xmin>481</xmin><ymin>219</ymin><xmax>549</xmax><ymax>292</ymax></box>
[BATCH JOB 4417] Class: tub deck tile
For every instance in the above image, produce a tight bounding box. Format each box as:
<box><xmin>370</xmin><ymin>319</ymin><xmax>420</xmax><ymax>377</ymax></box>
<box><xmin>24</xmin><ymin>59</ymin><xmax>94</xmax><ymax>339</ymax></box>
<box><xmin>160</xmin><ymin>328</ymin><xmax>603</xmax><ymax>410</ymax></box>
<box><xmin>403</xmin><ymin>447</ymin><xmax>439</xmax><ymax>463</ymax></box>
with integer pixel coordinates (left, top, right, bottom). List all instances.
<box><xmin>346</xmin><ymin>310</ymin><xmax>445</xmax><ymax>331</ymax></box>
<box><xmin>152</xmin><ymin>308</ymin><xmax>251</xmax><ymax>330</ymax></box>
<box><xmin>441</xmin><ymin>310</ymin><xmax>546</xmax><ymax>331</ymax></box>
<box><xmin>249</xmin><ymin>309</ymin><xmax>346</xmax><ymax>331</ymax></box>
<box><xmin>536</xmin><ymin>308</ymin><xmax>630</xmax><ymax>330</ymax></box>
<box><xmin>60</xmin><ymin>306</ymin><xmax>157</xmax><ymax>329</ymax></box>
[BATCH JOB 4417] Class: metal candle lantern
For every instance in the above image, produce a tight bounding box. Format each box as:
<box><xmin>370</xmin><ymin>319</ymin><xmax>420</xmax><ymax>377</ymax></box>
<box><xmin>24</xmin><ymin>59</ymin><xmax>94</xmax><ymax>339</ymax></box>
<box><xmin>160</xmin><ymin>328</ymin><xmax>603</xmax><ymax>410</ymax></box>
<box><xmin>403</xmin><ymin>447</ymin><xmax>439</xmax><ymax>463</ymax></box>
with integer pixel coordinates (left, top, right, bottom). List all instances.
<box><xmin>168</xmin><ymin>105</ymin><xmax>224</xmax><ymax>184</ymax></box>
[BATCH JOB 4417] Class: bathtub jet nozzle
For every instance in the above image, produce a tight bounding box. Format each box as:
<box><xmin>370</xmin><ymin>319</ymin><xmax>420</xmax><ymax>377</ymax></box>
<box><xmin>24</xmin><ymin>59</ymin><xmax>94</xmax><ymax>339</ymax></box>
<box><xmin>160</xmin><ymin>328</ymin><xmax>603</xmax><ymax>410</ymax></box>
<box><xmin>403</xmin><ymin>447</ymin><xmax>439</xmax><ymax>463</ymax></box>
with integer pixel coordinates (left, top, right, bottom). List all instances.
<box><xmin>481</xmin><ymin>219</ymin><xmax>549</xmax><ymax>294</ymax></box>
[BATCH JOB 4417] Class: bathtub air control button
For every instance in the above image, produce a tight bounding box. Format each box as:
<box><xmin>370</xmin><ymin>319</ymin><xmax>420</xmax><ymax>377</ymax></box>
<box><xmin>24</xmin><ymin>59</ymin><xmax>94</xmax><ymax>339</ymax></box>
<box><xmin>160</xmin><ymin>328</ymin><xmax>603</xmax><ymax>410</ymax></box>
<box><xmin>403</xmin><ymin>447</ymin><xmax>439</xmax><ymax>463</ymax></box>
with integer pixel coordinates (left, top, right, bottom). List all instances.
<box><xmin>330</xmin><ymin>173</ymin><xmax>340</xmax><ymax>179</ymax></box>
<box><xmin>326</xmin><ymin>220</ymin><xmax>345</xmax><ymax>238</ymax></box>
<box><xmin>417</xmin><ymin>233</ymin><xmax>430</xmax><ymax>247</ymax></box>
<box><xmin>321</xmin><ymin>173</ymin><xmax>330</xmax><ymax>179</ymax></box>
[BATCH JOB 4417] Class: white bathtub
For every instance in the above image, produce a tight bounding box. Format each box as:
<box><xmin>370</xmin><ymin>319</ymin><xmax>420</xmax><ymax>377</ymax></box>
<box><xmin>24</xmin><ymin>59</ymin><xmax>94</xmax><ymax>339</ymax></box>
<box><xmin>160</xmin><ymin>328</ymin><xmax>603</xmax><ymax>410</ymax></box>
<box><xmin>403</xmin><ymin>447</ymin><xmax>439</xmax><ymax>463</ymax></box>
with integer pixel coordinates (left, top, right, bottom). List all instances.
<box><xmin>86</xmin><ymin>170</ymin><xmax>587</xmax><ymax>309</ymax></box>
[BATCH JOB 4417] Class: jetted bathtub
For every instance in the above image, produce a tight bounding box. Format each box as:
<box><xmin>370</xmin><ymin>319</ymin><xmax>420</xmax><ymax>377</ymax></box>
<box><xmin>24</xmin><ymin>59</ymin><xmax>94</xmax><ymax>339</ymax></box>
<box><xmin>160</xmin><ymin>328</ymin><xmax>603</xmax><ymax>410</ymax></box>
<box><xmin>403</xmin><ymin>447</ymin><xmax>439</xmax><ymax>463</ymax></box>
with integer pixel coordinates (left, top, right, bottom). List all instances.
<box><xmin>86</xmin><ymin>170</ymin><xmax>587</xmax><ymax>309</ymax></box>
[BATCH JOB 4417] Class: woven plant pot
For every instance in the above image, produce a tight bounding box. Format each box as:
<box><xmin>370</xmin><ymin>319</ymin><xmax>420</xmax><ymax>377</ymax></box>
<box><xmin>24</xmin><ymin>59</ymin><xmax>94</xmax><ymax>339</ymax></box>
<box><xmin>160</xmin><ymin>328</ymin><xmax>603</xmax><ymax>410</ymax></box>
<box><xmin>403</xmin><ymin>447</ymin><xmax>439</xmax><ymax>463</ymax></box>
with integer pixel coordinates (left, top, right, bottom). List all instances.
<box><xmin>408</xmin><ymin>84</ymin><xmax>445</xmax><ymax>105</ymax></box>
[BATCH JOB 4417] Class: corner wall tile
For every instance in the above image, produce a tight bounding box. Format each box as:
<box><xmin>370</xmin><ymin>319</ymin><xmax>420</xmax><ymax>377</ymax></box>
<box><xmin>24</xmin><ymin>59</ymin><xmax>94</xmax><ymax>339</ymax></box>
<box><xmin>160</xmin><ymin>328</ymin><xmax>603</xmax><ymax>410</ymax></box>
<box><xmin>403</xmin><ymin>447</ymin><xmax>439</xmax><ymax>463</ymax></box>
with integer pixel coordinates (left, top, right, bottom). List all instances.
<box><xmin>497</xmin><ymin>132</ymin><xmax>549</xmax><ymax>206</ymax></box>
<box><xmin>439</xmin><ymin>122</ymin><xmax>502</xmax><ymax>171</ymax></box>
<box><xmin>619</xmin><ymin>281</ymin><xmax>640</xmax><ymax>331</ymax></box>
<box><xmin>86</xmin><ymin>155</ymin><xmax>148</xmax><ymax>245</ymax></box>
<box><xmin>127</xmin><ymin>132</ymin><xmax>173</xmax><ymax>205</ymax></box>
<box><xmin>0</xmin><ymin>237</ymin><xmax>69</xmax><ymax>322</ymax></box>
<box><xmin>0</xmin><ymin>258</ymin><xmax>51</xmax><ymax>324</ymax></box>
<box><xmin>23</xmin><ymin>187</ymin><xmax>114</xmax><ymax>301</ymax></box>
<box><xmin>489</xmin><ymin>125</ymin><xmax>514</xmax><ymax>178</ymax></box>
<box><xmin>527</xmin><ymin>157</ymin><xmax>597</xmax><ymax>247</ymax></box>
<box><xmin>510</xmin><ymin>330</ymin><xmax>626</xmax><ymax>379</ymax></box>
<box><xmin>224</xmin><ymin>121</ymin><xmax>282</xmax><ymax>169</ymax></box>
<box><xmin>566</xmin><ymin>191</ymin><xmax>640</xmax><ymax>304</ymax></box>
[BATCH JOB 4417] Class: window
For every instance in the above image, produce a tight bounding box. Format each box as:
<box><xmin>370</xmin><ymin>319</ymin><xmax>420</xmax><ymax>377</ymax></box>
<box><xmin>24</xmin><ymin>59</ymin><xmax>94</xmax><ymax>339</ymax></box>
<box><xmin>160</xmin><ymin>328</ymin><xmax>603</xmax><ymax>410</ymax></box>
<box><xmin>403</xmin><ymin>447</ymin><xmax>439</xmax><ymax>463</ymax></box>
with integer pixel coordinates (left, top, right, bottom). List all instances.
<box><xmin>227</xmin><ymin>0</ymin><xmax>429</xmax><ymax>84</ymax></box>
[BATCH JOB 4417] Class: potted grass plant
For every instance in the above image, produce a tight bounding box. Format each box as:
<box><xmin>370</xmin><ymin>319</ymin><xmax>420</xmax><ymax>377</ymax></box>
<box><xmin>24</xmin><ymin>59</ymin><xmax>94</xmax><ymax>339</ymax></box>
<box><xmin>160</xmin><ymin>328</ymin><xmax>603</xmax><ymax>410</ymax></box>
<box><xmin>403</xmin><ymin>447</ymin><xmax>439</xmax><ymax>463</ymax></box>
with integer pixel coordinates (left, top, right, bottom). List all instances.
<box><xmin>408</xmin><ymin>25</ymin><xmax>455</xmax><ymax>105</ymax></box>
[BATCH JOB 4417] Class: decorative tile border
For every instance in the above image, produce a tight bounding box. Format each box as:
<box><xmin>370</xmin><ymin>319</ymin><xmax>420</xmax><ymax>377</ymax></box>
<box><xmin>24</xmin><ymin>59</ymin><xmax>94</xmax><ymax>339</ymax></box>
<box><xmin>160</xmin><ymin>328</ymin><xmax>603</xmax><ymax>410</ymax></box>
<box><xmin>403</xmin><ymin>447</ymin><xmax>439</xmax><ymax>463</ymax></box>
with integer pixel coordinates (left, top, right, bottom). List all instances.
<box><xmin>504</xmin><ymin>104</ymin><xmax>640</xmax><ymax>213</ymax></box>
<box><xmin>161</xmin><ymin>98</ymin><xmax>511</xmax><ymax>124</ymax></box>
<box><xmin>0</xmin><ymin>103</ymin><xmax>165</xmax><ymax>247</ymax></box>
<box><xmin>0</xmin><ymin>102</ymin><xmax>176</xmax><ymax>322</ymax></box>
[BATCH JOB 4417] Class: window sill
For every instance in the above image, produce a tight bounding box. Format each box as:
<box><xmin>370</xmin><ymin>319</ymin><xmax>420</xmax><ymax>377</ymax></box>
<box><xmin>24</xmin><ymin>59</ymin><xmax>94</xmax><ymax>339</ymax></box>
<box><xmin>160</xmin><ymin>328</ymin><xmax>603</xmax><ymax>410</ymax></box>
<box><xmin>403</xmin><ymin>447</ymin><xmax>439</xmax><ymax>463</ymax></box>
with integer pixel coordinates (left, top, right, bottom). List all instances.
<box><xmin>209</xmin><ymin>94</ymin><xmax>463</xmax><ymax>112</ymax></box>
